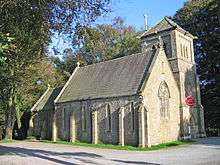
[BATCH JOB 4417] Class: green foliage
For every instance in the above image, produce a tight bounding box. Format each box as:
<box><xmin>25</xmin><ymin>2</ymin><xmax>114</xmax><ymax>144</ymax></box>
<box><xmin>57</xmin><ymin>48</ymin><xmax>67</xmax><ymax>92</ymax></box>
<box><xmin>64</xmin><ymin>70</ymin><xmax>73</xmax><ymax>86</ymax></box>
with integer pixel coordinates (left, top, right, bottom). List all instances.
<box><xmin>19</xmin><ymin>58</ymin><xmax>65</xmax><ymax>111</ymax></box>
<box><xmin>76</xmin><ymin>17</ymin><xmax>141</xmax><ymax>64</ymax></box>
<box><xmin>52</xmin><ymin>17</ymin><xmax>141</xmax><ymax>80</ymax></box>
<box><xmin>0</xmin><ymin>33</ymin><xmax>14</xmax><ymax>65</ymax></box>
<box><xmin>0</xmin><ymin>139</ymin><xmax>16</xmax><ymax>143</ymax></box>
<box><xmin>49</xmin><ymin>50</ymin><xmax>84</xmax><ymax>81</ymax></box>
<box><xmin>0</xmin><ymin>0</ymin><xmax>110</xmax><ymax>139</ymax></box>
<box><xmin>0</xmin><ymin>32</ymin><xmax>15</xmax><ymax>137</ymax></box>
<box><xmin>173</xmin><ymin>0</ymin><xmax>220</xmax><ymax>130</ymax></box>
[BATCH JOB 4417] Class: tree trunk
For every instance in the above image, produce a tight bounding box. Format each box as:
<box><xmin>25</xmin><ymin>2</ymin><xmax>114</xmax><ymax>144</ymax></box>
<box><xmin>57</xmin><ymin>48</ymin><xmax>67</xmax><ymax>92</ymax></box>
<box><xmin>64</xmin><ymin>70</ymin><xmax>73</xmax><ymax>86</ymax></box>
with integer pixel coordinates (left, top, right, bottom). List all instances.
<box><xmin>4</xmin><ymin>91</ymin><xmax>16</xmax><ymax>140</ymax></box>
<box><xmin>4</xmin><ymin>65</ymin><xmax>16</xmax><ymax>140</ymax></box>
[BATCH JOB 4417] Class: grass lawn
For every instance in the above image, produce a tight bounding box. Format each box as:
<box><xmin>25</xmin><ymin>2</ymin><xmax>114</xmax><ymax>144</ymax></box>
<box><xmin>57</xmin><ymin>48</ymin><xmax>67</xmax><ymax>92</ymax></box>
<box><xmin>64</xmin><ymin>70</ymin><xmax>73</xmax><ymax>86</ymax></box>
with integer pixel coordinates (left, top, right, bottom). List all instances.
<box><xmin>40</xmin><ymin>139</ymin><xmax>194</xmax><ymax>151</ymax></box>
<box><xmin>0</xmin><ymin>139</ymin><xmax>17</xmax><ymax>143</ymax></box>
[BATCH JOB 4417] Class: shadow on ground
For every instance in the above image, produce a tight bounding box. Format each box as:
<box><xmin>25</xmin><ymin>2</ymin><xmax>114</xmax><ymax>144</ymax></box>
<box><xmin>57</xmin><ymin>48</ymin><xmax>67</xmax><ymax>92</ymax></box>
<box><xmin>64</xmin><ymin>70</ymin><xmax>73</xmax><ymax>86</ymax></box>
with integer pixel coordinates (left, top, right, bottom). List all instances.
<box><xmin>0</xmin><ymin>144</ymin><xmax>162</xmax><ymax>165</ymax></box>
<box><xmin>112</xmin><ymin>159</ymin><xmax>160</xmax><ymax>165</ymax></box>
<box><xmin>194</xmin><ymin>137</ymin><xmax>220</xmax><ymax>146</ymax></box>
<box><xmin>0</xmin><ymin>145</ymin><xmax>102</xmax><ymax>165</ymax></box>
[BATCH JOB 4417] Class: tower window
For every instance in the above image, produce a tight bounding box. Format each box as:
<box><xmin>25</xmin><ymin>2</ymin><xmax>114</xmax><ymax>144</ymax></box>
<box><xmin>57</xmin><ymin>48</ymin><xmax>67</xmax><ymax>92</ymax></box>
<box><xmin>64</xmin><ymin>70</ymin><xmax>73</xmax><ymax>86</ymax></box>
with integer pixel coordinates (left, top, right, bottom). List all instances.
<box><xmin>180</xmin><ymin>44</ymin><xmax>183</xmax><ymax>57</ymax></box>
<box><xmin>186</xmin><ymin>47</ymin><xmax>188</xmax><ymax>58</ymax></box>
<box><xmin>183</xmin><ymin>45</ymin><xmax>186</xmax><ymax>57</ymax></box>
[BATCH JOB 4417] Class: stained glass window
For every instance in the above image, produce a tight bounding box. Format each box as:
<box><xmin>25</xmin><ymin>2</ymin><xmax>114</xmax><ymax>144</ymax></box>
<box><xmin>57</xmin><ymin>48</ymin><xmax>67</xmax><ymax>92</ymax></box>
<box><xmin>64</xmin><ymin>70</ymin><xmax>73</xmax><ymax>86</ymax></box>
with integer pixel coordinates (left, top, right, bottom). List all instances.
<box><xmin>158</xmin><ymin>81</ymin><xmax>170</xmax><ymax>119</ymax></box>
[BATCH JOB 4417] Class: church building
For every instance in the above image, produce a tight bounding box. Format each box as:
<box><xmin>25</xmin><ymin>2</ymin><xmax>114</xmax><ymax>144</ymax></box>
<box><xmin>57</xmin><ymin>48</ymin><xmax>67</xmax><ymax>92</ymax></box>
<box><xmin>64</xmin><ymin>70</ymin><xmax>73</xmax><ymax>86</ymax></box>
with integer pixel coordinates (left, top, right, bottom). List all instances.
<box><xmin>29</xmin><ymin>17</ymin><xmax>206</xmax><ymax>147</ymax></box>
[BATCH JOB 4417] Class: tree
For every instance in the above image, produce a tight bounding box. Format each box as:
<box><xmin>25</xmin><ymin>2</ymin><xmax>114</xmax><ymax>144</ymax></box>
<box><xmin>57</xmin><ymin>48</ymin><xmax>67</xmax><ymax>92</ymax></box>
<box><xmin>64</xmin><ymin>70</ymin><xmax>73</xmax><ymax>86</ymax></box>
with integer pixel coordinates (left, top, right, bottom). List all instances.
<box><xmin>76</xmin><ymin>17</ymin><xmax>141</xmax><ymax>64</ymax></box>
<box><xmin>0</xmin><ymin>32</ymin><xmax>14</xmax><ymax>139</ymax></box>
<box><xmin>49</xmin><ymin>49</ymin><xmax>85</xmax><ymax>81</ymax></box>
<box><xmin>173</xmin><ymin>0</ymin><xmax>220</xmax><ymax>132</ymax></box>
<box><xmin>51</xmin><ymin>17</ymin><xmax>141</xmax><ymax>80</ymax></box>
<box><xmin>0</xmin><ymin>0</ymin><xmax>110</xmax><ymax>140</ymax></box>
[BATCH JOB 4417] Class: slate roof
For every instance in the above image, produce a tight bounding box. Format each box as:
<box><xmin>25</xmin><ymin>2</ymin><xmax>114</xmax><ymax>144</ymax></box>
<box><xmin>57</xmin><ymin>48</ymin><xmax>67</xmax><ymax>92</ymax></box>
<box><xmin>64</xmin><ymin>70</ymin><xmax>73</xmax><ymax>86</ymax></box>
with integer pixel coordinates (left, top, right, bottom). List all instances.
<box><xmin>140</xmin><ymin>17</ymin><xmax>195</xmax><ymax>38</ymax></box>
<box><xmin>31</xmin><ymin>86</ymin><xmax>63</xmax><ymax>112</ymax></box>
<box><xmin>56</xmin><ymin>48</ymin><xmax>157</xmax><ymax>103</ymax></box>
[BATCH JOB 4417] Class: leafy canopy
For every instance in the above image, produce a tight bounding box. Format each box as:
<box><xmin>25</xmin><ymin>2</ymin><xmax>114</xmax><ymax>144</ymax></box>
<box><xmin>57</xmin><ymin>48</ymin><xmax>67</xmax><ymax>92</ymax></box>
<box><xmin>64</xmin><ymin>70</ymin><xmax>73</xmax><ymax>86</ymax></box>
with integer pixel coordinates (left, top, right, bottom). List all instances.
<box><xmin>173</xmin><ymin>0</ymin><xmax>220</xmax><ymax>129</ymax></box>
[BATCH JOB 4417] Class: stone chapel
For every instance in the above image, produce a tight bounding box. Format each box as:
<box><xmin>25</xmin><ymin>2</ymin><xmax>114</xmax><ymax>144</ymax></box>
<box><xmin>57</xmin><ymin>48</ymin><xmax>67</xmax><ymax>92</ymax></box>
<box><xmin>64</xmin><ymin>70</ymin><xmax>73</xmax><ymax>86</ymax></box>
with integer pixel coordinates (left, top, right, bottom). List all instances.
<box><xmin>29</xmin><ymin>17</ymin><xmax>206</xmax><ymax>147</ymax></box>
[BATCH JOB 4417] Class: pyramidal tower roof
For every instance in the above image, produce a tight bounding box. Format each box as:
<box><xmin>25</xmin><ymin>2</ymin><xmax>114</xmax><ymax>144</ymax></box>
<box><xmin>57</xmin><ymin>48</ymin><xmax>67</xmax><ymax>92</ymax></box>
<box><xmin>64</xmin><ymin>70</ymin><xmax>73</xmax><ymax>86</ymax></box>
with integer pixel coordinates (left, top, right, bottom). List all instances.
<box><xmin>140</xmin><ymin>16</ymin><xmax>195</xmax><ymax>39</ymax></box>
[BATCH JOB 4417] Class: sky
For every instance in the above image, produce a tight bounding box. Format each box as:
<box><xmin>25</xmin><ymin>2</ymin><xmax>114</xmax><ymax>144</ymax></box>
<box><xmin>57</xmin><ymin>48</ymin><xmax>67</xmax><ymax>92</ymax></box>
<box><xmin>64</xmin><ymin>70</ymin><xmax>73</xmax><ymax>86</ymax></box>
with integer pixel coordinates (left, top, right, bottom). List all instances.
<box><xmin>49</xmin><ymin>0</ymin><xmax>187</xmax><ymax>56</ymax></box>
<box><xmin>96</xmin><ymin>0</ymin><xmax>187</xmax><ymax>30</ymax></box>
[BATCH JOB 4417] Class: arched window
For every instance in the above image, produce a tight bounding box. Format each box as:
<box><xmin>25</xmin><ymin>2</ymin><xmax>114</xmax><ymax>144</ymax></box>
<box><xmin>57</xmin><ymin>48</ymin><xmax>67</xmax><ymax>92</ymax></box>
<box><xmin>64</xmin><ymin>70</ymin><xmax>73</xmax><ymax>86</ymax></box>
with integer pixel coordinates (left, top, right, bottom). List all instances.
<box><xmin>106</xmin><ymin>104</ymin><xmax>111</xmax><ymax>132</ymax></box>
<box><xmin>185</xmin><ymin>46</ymin><xmax>188</xmax><ymax>58</ymax></box>
<box><xmin>158</xmin><ymin>81</ymin><xmax>170</xmax><ymax>119</ymax></box>
<box><xmin>180</xmin><ymin>43</ymin><xmax>183</xmax><ymax>57</ymax></box>
<box><xmin>82</xmin><ymin>105</ymin><xmax>86</xmax><ymax>131</ymax></box>
<box><xmin>63</xmin><ymin>108</ymin><xmax>67</xmax><ymax>129</ymax></box>
<box><xmin>183</xmin><ymin>45</ymin><xmax>186</xmax><ymax>57</ymax></box>
<box><xmin>131</xmin><ymin>102</ymin><xmax>135</xmax><ymax>131</ymax></box>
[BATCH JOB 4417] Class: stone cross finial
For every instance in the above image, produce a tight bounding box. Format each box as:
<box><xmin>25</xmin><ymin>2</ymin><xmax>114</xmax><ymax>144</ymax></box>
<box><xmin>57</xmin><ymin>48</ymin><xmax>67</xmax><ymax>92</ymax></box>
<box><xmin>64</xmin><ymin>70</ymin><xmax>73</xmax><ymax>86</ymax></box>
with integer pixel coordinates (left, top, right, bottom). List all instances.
<box><xmin>144</xmin><ymin>14</ymin><xmax>148</xmax><ymax>30</ymax></box>
<box><xmin>77</xmin><ymin>62</ymin><xmax>80</xmax><ymax>67</ymax></box>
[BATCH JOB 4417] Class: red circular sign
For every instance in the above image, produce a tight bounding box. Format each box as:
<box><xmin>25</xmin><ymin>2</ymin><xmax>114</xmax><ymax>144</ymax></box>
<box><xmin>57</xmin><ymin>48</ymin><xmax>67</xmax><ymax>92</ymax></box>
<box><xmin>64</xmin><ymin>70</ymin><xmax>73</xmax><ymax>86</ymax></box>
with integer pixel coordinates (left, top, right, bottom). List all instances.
<box><xmin>185</xmin><ymin>96</ymin><xmax>195</xmax><ymax>107</ymax></box>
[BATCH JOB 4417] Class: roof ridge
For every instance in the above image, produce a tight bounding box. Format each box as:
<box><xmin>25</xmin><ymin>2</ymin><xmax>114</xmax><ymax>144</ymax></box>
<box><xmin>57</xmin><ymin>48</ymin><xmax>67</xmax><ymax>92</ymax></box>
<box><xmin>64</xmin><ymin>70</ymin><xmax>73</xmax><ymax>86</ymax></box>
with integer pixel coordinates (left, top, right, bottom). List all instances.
<box><xmin>140</xmin><ymin>16</ymin><xmax>195</xmax><ymax>39</ymax></box>
<box><xmin>164</xmin><ymin>16</ymin><xmax>178</xmax><ymax>27</ymax></box>
<box><xmin>31</xmin><ymin>86</ymin><xmax>52</xmax><ymax>112</ymax></box>
<box><xmin>79</xmin><ymin>52</ymin><xmax>144</xmax><ymax>69</ymax></box>
<box><xmin>54</xmin><ymin>65</ymin><xmax>80</xmax><ymax>103</ymax></box>
<box><xmin>140</xmin><ymin>17</ymin><xmax>166</xmax><ymax>38</ymax></box>
<box><xmin>164</xmin><ymin>17</ymin><xmax>196</xmax><ymax>38</ymax></box>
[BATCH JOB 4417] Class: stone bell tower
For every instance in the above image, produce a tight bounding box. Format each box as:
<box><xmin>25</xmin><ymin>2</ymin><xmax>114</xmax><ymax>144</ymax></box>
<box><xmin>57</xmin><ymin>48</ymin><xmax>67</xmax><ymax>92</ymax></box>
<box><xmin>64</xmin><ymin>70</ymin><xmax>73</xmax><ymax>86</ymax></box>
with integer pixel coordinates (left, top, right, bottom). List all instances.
<box><xmin>140</xmin><ymin>17</ymin><xmax>206</xmax><ymax>138</ymax></box>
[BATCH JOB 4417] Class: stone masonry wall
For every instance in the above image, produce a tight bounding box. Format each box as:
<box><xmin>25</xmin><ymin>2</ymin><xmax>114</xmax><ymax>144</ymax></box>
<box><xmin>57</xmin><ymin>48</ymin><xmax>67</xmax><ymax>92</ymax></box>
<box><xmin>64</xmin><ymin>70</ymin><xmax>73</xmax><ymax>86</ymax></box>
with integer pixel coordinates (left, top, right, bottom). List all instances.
<box><xmin>33</xmin><ymin>108</ymin><xmax>54</xmax><ymax>140</ymax></box>
<box><xmin>142</xmin><ymin>48</ymin><xmax>180</xmax><ymax>145</ymax></box>
<box><xmin>55</xmin><ymin>95</ymin><xmax>140</xmax><ymax>146</ymax></box>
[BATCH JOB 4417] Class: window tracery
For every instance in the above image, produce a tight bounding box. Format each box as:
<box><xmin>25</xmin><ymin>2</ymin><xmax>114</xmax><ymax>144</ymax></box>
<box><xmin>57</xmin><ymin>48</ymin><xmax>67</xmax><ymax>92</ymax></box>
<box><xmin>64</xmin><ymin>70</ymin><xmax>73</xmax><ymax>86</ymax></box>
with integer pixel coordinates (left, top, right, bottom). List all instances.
<box><xmin>158</xmin><ymin>81</ymin><xmax>170</xmax><ymax>119</ymax></box>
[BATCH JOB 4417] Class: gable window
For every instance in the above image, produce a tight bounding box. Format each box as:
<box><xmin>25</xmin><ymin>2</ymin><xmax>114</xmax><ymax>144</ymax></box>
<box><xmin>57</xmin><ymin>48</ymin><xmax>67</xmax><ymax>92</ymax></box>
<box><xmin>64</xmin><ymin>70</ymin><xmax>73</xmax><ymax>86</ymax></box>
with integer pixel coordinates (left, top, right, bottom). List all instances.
<box><xmin>158</xmin><ymin>81</ymin><xmax>170</xmax><ymax>119</ymax></box>
<box><xmin>106</xmin><ymin>104</ymin><xmax>111</xmax><ymax>132</ymax></box>
<box><xmin>161</xmin><ymin>62</ymin><xmax>165</xmax><ymax>74</ymax></box>
<box><xmin>82</xmin><ymin>105</ymin><xmax>86</xmax><ymax>131</ymax></box>
<box><xmin>131</xmin><ymin>102</ymin><xmax>135</xmax><ymax>131</ymax></box>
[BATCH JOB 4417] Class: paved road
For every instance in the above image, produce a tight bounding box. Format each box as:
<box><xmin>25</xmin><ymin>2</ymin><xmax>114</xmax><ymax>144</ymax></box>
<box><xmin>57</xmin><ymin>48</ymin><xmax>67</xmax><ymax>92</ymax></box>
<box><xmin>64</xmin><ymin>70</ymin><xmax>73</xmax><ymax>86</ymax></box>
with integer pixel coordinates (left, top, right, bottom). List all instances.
<box><xmin>0</xmin><ymin>137</ymin><xmax>220</xmax><ymax>165</ymax></box>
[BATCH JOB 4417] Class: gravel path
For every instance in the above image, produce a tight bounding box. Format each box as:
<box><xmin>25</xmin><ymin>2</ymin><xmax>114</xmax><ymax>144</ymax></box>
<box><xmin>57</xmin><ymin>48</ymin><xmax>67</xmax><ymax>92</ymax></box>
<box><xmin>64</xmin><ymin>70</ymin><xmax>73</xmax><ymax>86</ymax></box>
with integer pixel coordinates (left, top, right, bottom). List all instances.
<box><xmin>0</xmin><ymin>137</ymin><xmax>220</xmax><ymax>165</ymax></box>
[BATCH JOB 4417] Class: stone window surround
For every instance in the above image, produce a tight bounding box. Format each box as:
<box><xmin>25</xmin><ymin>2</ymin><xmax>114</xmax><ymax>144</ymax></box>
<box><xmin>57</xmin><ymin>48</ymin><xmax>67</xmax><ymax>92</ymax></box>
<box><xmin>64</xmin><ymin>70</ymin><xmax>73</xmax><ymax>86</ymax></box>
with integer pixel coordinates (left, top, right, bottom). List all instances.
<box><xmin>179</xmin><ymin>34</ymin><xmax>192</xmax><ymax>61</ymax></box>
<box><xmin>130</xmin><ymin>102</ymin><xmax>135</xmax><ymax>131</ymax></box>
<box><xmin>62</xmin><ymin>108</ymin><xmax>67</xmax><ymax>130</ymax></box>
<box><xmin>158</xmin><ymin>81</ymin><xmax>170</xmax><ymax>120</ymax></box>
<box><xmin>81</xmin><ymin>104</ymin><xmax>86</xmax><ymax>131</ymax></box>
<box><xmin>105</xmin><ymin>104</ymin><xmax>112</xmax><ymax>132</ymax></box>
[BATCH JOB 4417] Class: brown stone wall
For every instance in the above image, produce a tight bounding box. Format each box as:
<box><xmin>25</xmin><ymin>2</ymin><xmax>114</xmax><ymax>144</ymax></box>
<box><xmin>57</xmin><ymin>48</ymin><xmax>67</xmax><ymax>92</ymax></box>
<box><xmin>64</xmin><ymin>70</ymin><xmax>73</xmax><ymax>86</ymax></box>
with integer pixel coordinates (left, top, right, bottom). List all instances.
<box><xmin>174</xmin><ymin>30</ymin><xmax>205</xmax><ymax>137</ymax></box>
<box><xmin>142</xmin><ymin>48</ymin><xmax>180</xmax><ymax>145</ymax></box>
<box><xmin>55</xmin><ymin>96</ymin><xmax>140</xmax><ymax>146</ymax></box>
<box><xmin>32</xmin><ymin>108</ymin><xmax>54</xmax><ymax>140</ymax></box>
